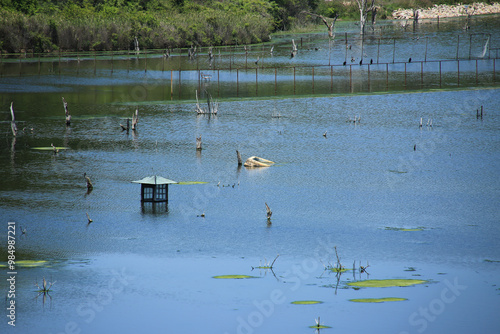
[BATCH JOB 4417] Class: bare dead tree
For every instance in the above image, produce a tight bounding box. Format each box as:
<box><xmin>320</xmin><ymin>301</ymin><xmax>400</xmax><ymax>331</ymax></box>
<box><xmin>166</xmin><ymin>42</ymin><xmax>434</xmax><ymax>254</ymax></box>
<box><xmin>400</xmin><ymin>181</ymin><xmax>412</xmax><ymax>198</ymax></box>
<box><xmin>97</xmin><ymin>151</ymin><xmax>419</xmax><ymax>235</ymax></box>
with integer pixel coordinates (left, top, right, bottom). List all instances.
<box><xmin>302</xmin><ymin>11</ymin><xmax>338</xmax><ymax>38</ymax></box>
<box><xmin>355</xmin><ymin>0</ymin><xmax>376</xmax><ymax>35</ymax></box>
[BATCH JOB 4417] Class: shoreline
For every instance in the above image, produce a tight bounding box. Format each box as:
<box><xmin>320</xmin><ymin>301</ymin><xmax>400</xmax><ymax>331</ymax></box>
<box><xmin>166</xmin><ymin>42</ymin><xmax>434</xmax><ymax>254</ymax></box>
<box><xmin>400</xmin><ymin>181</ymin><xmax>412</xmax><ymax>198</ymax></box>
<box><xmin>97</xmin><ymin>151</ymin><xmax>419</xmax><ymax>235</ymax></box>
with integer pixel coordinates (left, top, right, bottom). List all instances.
<box><xmin>392</xmin><ymin>2</ymin><xmax>500</xmax><ymax>20</ymax></box>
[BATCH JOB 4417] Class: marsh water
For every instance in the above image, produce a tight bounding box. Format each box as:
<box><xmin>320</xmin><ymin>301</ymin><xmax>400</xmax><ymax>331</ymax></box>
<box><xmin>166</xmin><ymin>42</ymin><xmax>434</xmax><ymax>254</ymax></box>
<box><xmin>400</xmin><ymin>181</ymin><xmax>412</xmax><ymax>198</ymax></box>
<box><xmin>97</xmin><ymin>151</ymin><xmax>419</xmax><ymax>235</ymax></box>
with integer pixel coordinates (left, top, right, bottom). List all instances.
<box><xmin>1</xmin><ymin>16</ymin><xmax>499</xmax><ymax>334</ymax></box>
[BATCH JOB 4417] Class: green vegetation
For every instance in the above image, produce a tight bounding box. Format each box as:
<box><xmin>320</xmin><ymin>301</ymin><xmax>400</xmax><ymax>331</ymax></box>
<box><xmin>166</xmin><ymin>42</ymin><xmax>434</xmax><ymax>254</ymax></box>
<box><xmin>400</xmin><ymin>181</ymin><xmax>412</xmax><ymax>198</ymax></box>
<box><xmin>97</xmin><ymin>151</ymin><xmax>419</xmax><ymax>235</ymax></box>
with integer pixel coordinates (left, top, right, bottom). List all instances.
<box><xmin>0</xmin><ymin>1</ymin><xmax>485</xmax><ymax>53</ymax></box>
<box><xmin>347</xmin><ymin>278</ymin><xmax>427</xmax><ymax>288</ymax></box>
<box><xmin>212</xmin><ymin>274</ymin><xmax>257</xmax><ymax>279</ymax></box>
<box><xmin>349</xmin><ymin>297</ymin><xmax>408</xmax><ymax>302</ymax></box>
<box><xmin>291</xmin><ymin>300</ymin><xmax>323</xmax><ymax>305</ymax></box>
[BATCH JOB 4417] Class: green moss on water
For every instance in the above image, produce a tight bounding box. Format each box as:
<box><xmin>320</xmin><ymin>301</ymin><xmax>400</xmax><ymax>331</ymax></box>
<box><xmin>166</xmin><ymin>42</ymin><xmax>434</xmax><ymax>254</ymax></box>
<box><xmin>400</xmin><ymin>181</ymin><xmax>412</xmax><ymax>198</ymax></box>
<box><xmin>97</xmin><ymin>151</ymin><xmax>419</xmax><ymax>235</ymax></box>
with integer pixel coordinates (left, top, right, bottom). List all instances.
<box><xmin>177</xmin><ymin>181</ymin><xmax>209</xmax><ymax>185</ymax></box>
<box><xmin>309</xmin><ymin>325</ymin><xmax>331</xmax><ymax>329</ymax></box>
<box><xmin>349</xmin><ymin>297</ymin><xmax>408</xmax><ymax>303</ymax></box>
<box><xmin>291</xmin><ymin>300</ymin><xmax>323</xmax><ymax>305</ymax></box>
<box><xmin>347</xmin><ymin>279</ymin><xmax>427</xmax><ymax>288</ymax></box>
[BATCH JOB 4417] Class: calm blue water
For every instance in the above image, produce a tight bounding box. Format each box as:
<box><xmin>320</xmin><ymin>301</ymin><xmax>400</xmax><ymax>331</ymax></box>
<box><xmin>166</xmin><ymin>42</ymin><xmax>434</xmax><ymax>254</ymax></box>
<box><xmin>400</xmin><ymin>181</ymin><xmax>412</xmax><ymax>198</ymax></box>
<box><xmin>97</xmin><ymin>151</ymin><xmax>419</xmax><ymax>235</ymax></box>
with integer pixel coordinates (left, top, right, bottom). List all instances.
<box><xmin>1</xmin><ymin>15</ymin><xmax>500</xmax><ymax>334</ymax></box>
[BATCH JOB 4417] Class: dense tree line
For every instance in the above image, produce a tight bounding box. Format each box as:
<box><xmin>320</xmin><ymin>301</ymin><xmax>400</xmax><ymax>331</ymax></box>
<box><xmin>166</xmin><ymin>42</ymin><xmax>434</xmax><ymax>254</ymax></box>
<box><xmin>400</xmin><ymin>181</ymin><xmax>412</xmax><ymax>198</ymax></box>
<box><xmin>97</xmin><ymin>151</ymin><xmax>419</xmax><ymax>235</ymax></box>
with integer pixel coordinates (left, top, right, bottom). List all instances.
<box><xmin>0</xmin><ymin>0</ymin><xmax>484</xmax><ymax>53</ymax></box>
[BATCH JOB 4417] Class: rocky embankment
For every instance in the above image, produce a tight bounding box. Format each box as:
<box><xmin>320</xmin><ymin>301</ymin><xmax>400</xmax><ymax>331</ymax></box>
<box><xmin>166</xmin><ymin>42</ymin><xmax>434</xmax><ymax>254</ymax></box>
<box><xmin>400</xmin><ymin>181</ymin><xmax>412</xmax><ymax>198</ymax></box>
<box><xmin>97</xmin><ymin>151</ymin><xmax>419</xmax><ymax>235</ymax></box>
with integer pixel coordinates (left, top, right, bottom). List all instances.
<box><xmin>392</xmin><ymin>2</ymin><xmax>500</xmax><ymax>20</ymax></box>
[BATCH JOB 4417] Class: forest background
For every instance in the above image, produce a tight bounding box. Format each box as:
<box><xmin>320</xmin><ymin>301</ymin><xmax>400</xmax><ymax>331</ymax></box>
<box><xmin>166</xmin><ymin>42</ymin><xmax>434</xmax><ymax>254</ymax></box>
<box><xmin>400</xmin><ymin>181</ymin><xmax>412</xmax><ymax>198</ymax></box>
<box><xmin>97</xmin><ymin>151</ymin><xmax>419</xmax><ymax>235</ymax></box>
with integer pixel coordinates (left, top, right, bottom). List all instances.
<box><xmin>0</xmin><ymin>0</ymin><xmax>494</xmax><ymax>53</ymax></box>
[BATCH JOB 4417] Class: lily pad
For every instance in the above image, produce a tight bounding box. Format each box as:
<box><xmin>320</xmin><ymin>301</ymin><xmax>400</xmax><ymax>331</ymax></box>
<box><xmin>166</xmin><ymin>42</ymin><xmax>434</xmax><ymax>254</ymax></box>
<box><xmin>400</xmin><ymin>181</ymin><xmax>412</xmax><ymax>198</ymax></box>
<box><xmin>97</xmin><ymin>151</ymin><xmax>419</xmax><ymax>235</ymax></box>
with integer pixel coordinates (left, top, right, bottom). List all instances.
<box><xmin>349</xmin><ymin>297</ymin><xmax>408</xmax><ymax>303</ymax></box>
<box><xmin>329</xmin><ymin>267</ymin><xmax>350</xmax><ymax>273</ymax></box>
<box><xmin>212</xmin><ymin>275</ymin><xmax>257</xmax><ymax>279</ymax></box>
<box><xmin>347</xmin><ymin>279</ymin><xmax>427</xmax><ymax>288</ymax></box>
<box><xmin>291</xmin><ymin>300</ymin><xmax>323</xmax><ymax>305</ymax></box>
<box><xmin>31</xmin><ymin>147</ymin><xmax>70</xmax><ymax>151</ymax></box>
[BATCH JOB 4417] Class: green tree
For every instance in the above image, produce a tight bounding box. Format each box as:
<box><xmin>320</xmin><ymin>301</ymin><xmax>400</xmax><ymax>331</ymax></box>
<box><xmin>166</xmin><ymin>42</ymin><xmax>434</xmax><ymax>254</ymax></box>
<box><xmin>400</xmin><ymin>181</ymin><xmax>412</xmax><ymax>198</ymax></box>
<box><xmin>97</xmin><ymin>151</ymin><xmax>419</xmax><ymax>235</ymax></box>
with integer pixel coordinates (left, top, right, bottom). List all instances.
<box><xmin>13</xmin><ymin>0</ymin><xmax>39</xmax><ymax>15</ymax></box>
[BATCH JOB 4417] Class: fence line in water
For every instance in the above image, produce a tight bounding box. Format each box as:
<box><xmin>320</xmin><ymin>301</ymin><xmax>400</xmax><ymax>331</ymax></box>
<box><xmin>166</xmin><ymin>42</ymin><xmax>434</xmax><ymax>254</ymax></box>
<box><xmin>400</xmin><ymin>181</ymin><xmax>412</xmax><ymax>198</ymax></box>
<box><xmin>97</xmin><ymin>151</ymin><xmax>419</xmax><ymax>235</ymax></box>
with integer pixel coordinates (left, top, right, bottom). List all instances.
<box><xmin>1</xmin><ymin>49</ymin><xmax>498</xmax><ymax>99</ymax></box>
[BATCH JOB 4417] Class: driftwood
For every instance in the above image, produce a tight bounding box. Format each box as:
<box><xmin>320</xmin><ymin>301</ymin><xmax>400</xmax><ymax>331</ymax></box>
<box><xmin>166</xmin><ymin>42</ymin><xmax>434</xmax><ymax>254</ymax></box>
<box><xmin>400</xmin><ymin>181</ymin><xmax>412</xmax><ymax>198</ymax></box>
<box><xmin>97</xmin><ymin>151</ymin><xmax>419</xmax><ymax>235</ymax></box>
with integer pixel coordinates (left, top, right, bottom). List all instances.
<box><xmin>84</xmin><ymin>172</ymin><xmax>93</xmax><ymax>190</ymax></box>
<box><xmin>291</xmin><ymin>39</ymin><xmax>298</xmax><ymax>58</ymax></box>
<box><xmin>244</xmin><ymin>156</ymin><xmax>274</xmax><ymax>168</ymax></box>
<box><xmin>132</xmin><ymin>109</ymin><xmax>138</xmax><ymax>130</ymax></box>
<box><xmin>236</xmin><ymin>150</ymin><xmax>242</xmax><ymax>166</ymax></box>
<box><xmin>62</xmin><ymin>97</ymin><xmax>71</xmax><ymax>125</ymax></box>
<box><xmin>196</xmin><ymin>135</ymin><xmax>202</xmax><ymax>150</ymax></box>
<box><xmin>195</xmin><ymin>90</ymin><xmax>218</xmax><ymax>115</ymax></box>
<box><xmin>265</xmin><ymin>202</ymin><xmax>272</xmax><ymax>220</ymax></box>
<box><xmin>10</xmin><ymin>102</ymin><xmax>17</xmax><ymax>136</ymax></box>
<box><xmin>120</xmin><ymin>118</ymin><xmax>130</xmax><ymax>132</ymax></box>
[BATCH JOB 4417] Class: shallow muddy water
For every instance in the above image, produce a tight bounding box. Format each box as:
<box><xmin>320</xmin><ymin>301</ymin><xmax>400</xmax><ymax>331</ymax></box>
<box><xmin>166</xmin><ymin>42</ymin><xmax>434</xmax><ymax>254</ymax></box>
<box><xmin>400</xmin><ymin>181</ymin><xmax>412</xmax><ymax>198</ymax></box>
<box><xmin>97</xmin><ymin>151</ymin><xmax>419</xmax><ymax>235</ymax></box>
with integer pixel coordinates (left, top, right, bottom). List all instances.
<box><xmin>1</xmin><ymin>16</ymin><xmax>499</xmax><ymax>334</ymax></box>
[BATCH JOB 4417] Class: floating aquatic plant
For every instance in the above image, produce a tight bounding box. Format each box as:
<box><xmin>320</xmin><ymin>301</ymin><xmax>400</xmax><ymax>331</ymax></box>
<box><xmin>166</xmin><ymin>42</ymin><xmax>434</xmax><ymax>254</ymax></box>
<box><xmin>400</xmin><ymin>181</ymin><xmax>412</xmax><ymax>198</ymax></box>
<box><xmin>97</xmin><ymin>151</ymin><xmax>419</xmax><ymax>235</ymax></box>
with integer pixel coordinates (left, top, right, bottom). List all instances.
<box><xmin>349</xmin><ymin>297</ymin><xmax>407</xmax><ymax>303</ymax></box>
<box><xmin>35</xmin><ymin>277</ymin><xmax>55</xmax><ymax>293</ymax></box>
<box><xmin>309</xmin><ymin>317</ymin><xmax>331</xmax><ymax>329</ymax></box>
<box><xmin>252</xmin><ymin>254</ymin><xmax>279</xmax><ymax>270</ymax></box>
<box><xmin>0</xmin><ymin>260</ymin><xmax>48</xmax><ymax>268</ymax></box>
<box><xmin>291</xmin><ymin>300</ymin><xmax>323</xmax><ymax>305</ymax></box>
<box><xmin>177</xmin><ymin>181</ymin><xmax>209</xmax><ymax>185</ymax></box>
<box><xmin>347</xmin><ymin>279</ymin><xmax>427</xmax><ymax>288</ymax></box>
<box><xmin>212</xmin><ymin>275</ymin><xmax>257</xmax><ymax>279</ymax></box>
<box><xmin>384</xmin><ymin>227</ymin><xmax>424</xmax><ymax>232</ymax></box>
<box><xmin>31</xmin><ymin>147</ymin><xmax>70</xmax><ymax>151</ymax></box>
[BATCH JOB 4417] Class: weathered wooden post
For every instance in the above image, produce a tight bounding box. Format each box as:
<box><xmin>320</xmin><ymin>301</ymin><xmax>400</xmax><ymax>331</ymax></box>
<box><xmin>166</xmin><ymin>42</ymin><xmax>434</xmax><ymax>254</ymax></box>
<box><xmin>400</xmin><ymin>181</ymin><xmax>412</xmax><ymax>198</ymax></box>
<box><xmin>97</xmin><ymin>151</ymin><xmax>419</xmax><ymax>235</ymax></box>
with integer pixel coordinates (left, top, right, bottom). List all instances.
<box><xmin>377</xmin><ymin>38</ymin><xmax>380</xmax><ymax>64</ymax></box>
<box><xmin>368</xmin><ymin>63</ymin><xmax>370</xmax><ymax>91</ymax></box>
<box><xmin>456</xmin><ymin>35</ymin><xmax>460</xmax><ymax>60</ymax></box>
<box><xmin>404</xmin><ymin>62</ymin><xmax>407</xmax><ymax>88</ymax></box>
<box><xmin>421</xmin><ymin>62</ymin><xmax>424</xmax><ymax>87</ymax></box>
<box><xmin>293</xmin><ymin>66</ymin><xmax>296</xmax><ymax>94</ymax></box>
<box><xmin>236</xmin><ymin>150</ymin><xmax>242</xmax><ymax>166</ymax></box>
<box><xmin>312</xmin><ymin>66</ymin><xmax>315</xmax><ymax>94</ymax></box>
<box><xmin>393</xmin><ymin>38</ymin><xmax>396</xmax><ymax>63</ymax></box>
<box><xmin>476</xmin><ymin>59</ymin><xmax>478</xmax><ymax>85</ymax></box>
<box><xmin>330</xmin><ymin>65</ymin><xmax>333</xmax><ymax>93</ymax></box>
<box><xmin>439</xmin><ymin>61</ymin><xmax>442</xmax><ymax>88</ymax></box>
<box><xmin>425</xmin><ymin>37</ymin><xmax>428</xmax><ymax>62</ymax></box>
<box><xmin>349</xmin><ymin>64</ymin><xmax>352</xmax><ymax>91</ymax></box>
<box><xmin>386</xmin><ymin>63</ymin><xmax>389</xmax><ymax>90</ymax></box>
<box><xmin>196</xmin><ymin>135</ymin><xmax>202</xmax><ymax>150</ymax></box>
<box><xmin>256</xmin><ymin>67</ymin><xmax>258</xmax><ymax>96</ymax></box>
<box><xmin>457</xmin><ymin>60</ymin><xmax>460</xmax><ymax>87</ymax></box>
<box><xmin>274</xmin><ymin>67</ymin><xmax>277</xmax><ymax>95</ymax></box>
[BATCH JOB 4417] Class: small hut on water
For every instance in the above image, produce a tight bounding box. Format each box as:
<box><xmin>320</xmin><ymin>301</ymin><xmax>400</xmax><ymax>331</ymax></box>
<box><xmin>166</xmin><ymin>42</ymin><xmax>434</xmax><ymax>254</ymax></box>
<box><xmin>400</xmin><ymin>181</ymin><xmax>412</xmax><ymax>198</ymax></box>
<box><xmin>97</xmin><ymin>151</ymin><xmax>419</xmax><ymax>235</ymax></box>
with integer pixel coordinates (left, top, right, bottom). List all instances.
<box><xmin>132</xmin><ymin>176</ymin><xmax>178</xmax><ymax>202</ymax></box>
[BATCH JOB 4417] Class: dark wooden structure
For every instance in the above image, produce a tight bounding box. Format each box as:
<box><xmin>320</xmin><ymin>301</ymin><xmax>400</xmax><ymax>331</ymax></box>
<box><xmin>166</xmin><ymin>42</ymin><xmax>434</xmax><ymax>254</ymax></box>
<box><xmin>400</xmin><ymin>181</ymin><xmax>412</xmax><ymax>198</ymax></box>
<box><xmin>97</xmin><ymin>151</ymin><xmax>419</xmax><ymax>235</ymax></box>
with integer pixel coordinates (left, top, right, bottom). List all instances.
<box><xmin>132</xmin><ymin>176</ymin><xmax>178</xmax><ymax>202</ymax></box>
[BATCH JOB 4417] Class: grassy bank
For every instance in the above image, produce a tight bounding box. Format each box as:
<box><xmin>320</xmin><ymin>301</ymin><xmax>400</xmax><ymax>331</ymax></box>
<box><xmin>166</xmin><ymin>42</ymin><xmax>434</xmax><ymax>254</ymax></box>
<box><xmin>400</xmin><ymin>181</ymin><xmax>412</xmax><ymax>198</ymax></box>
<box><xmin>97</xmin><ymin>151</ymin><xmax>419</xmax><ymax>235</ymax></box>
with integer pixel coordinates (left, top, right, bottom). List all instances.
<box><xmin>0</xmin><ymin>0</ymin><xmax>491</xmax><ymax>53</ymax></box>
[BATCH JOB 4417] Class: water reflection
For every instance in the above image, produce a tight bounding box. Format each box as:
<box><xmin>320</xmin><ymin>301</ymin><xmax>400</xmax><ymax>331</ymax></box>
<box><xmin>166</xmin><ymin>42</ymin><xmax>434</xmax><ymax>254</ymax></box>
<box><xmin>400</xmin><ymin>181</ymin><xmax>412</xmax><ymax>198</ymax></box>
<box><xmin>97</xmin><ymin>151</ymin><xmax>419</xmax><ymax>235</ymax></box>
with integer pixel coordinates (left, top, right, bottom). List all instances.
<box><xmin>141</xmin><ymin>201</ymin><xmax>168</xmax><ymax>214</ymax></box>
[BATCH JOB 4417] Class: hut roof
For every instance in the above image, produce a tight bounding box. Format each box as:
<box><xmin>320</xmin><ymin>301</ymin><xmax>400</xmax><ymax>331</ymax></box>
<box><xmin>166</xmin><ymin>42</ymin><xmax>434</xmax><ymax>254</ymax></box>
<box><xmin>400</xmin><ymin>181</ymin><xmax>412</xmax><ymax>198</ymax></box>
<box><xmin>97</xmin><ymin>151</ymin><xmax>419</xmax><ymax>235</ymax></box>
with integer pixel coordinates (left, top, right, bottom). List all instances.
<box><xmin>131</xmin><ymin>175</ymin><xmax>178</xmax><ymax>185</ymax></box>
